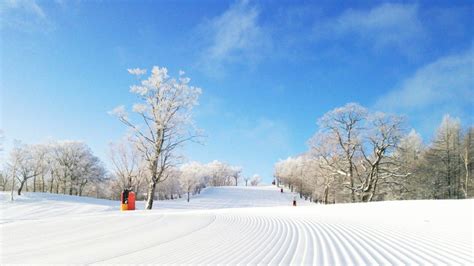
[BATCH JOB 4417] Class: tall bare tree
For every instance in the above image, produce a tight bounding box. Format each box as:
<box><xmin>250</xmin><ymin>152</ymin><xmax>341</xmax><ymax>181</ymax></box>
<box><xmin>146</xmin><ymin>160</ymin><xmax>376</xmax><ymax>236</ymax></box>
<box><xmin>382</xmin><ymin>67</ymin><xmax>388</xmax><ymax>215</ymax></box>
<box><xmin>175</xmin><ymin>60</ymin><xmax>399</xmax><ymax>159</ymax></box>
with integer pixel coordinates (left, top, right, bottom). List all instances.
<box><xmin>110</xmin><ymin>66</ymin><xmax>202</xmax><ymax>209</ymax></box>
<box><xmin>7</xmin><ymin>144</ymin><xmax>42</xmax><ymax>196</ymax></box>
<box><xmin>317</xmin><ymin>103</ymin><xmax>367</xmax><ymax>202</ymax></box>
<box><xmin>108</xmin><ymin>140</ymin><xmax>147</xmax><ymax>197</ymax></box>
<box><xmin>358</xmin><ymin>113</ymin><xmax>406</xmax><ymax>202</ymax></box>
<box><xmin>425</xmin><ymin>115</ymin><xmax>462</xmax><ymax>199</ymax></box>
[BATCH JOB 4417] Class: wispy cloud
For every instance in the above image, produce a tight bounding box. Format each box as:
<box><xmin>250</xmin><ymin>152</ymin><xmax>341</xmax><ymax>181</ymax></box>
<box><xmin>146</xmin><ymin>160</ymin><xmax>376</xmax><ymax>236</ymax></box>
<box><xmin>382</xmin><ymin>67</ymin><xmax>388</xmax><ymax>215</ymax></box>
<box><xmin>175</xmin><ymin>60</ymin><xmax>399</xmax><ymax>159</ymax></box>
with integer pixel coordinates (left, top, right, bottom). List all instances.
<box><xmin>2</xmin><ymin>0</ymin><xmax>45</xmax><ymax>18</ymax></box>
<box><xmin>314</xmin><ymin>3</ymin><xmax>425</xmax><ymax>55</ymax></box>
<box><xmin>375</xmin><ymin>47</ymin><xmax>474</xmax><ymax>134</ymax></box>
<box><xmin>197</xmin><ymin>0</ymin><xmax>270</xmax><ymax>76</ymax></box>
<box><xmin>0</xmin><ymin>0</ymin><xmax>53</xmax><ymax>32</ymax></box>
<box><xmin>376</xmin><ymin>48</ymin><xmax>473</xmax><ymax>110</ymax></box>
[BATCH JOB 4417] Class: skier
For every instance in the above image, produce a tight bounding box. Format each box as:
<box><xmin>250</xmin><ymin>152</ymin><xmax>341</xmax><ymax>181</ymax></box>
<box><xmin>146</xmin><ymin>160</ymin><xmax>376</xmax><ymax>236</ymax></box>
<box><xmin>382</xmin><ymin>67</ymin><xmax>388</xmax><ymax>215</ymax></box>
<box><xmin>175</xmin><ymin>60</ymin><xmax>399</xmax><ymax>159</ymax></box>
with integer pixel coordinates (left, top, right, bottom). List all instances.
<box><xmin>122</xmin><ymin>189</ymin><xmax>129</xmax><ymax>204</ymax></box>
<box><xmin>293</xmin><ymin>196</ymin><xmax>296</xmax><ymax>206</ymax></box>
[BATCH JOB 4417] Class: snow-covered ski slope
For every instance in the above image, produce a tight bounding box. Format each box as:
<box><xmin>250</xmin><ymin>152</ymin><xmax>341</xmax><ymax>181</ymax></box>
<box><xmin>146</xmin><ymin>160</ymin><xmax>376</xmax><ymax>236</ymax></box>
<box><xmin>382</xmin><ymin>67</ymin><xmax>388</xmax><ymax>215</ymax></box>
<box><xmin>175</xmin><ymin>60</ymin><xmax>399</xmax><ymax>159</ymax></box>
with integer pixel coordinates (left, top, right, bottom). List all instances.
<box><xmin>1</xmin><ymin>186</ymin><xmax>473</xmax><ymax>264</ymax></box>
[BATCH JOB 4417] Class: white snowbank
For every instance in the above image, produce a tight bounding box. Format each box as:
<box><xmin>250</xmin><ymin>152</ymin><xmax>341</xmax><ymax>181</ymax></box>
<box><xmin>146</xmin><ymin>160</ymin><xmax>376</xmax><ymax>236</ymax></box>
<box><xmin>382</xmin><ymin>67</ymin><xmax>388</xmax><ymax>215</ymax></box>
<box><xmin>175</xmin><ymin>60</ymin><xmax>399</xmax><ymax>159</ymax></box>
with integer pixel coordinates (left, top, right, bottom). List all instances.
<box><xmin>1</xmin><ymin>186</ymin><xmax>472</xmax><ymax>264</ymax></box>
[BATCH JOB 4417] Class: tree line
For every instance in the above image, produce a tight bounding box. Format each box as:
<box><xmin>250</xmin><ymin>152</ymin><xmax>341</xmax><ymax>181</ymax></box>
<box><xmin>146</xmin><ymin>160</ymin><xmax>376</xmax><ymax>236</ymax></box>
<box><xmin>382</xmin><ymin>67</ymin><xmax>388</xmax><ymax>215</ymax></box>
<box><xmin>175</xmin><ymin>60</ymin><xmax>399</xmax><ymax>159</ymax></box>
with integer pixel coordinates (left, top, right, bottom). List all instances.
<box><xmin>107</xmin><ymin>141</ymin><xmax>259</xmax><ymax>202</ymax></box>
<box><xmin>274</xmin><ymin>103</ymin><xmax>473</xmax><ymax>204</ymax></box>
<box><xmin>0</xmin><ymin>139</ymin><xmax>260</xmax><ymax>202</ymax></box>
<box><xmin>1</xmin><ymin>141</ymin><xmax>107</xmax><ymax>200</ymax></box>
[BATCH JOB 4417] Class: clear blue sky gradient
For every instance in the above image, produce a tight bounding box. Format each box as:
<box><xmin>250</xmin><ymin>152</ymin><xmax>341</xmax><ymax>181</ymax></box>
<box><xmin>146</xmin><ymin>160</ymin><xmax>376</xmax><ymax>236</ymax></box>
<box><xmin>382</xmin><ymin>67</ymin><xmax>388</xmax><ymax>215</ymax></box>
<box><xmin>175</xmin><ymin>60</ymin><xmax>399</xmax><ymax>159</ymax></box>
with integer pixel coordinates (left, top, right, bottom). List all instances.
<box><xmin>1</xmin><ymin>0</ymin><xmax>473</xmax><ymax>183</ymax></box>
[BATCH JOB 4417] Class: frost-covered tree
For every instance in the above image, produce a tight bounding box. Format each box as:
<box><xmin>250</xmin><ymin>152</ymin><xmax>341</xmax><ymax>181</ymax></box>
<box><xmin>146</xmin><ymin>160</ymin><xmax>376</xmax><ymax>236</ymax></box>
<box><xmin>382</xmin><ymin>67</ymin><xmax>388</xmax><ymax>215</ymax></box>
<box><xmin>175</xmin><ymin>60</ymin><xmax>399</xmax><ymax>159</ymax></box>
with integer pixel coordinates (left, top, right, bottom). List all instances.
<box><xmin>357</xmin><ymin>112</ymin><xmax>406</xmax><ymax>202</ymax></box>
<box><xmin>425</xmin><ymin>115</ymin><xmax>463</xmax><ymax>199</ymax></box>
<box><xmin>274</xmin><ymin>157</ymin><xmax>304</xmax><ymax>192</ymax></box>
<box><xmin>307</xmin><ymin>136</ymin><xmax>343</xmax><ymax>204</ymax></box>
<box><xmin>158</xmin><ymin>168</ymin><xmax>181</xmax><ymax>200</ymax></box>
<box><xmin>51</xmin><ymin>141</ymin><xmax>106</xmax><ymax>196</ymax></box>
<box><xmin>396</xmin><ymin>129</ymin><xmax>424</xmax><ymax>169</ymax></box>
<box><xmin>0</xmin><ymin>168</ymin><xmax>9</xmax><ymax>191</ymax></box>
<box><xmin>206</xmin><ymin>160</ymin><xmax>240</xmax><ymax>186</ymax></box>
<box><xmin>244</xmin><ymin>176</ymin><xmax>250</xmax><ymax>186</ymax></box>
<box><xmin>317</xmin><ymin>103</ymin><xmax>367</xmax><ymax>202</ymax></box>
<box><xmin>109</xmin><ymin>140</ymin><xmax>147</xmax><ymax>198</ymax></box>
<box><xmin>231</xmin><ymin>166</ymin><xmax>242</xmax><ymax>186</ymax></box>
<box><xmin>277</xmin><ymin>103</ymin><xmax>410</xmax><ymax>204</ymax></box>
<box><xmin>110</xmin><ymin>66</ymin><xmax>202</xmax><ymax>209</ymax></box>
<box><xmin>9</xmin><ymin>143</ymin><xmax>42</xmax><ymax>195</ymax></box>
<box><xmin>394</xmin><ymin>129</ymin><xmax>425</xmax><ymax>199</ymax></box>
<box><xmin>460</xmin><ymin>127</ymin><xmax>474</xmax><ymax>198</ymax></box>
<box><xmin>179</xmin><ymin>162</ymin><xmax>203</xmax><ymax>202</ymax></box>
<box><xmin>250</xmin><ymin>174</ymin><xmax>261</xmax><ymax>186</ymax></box>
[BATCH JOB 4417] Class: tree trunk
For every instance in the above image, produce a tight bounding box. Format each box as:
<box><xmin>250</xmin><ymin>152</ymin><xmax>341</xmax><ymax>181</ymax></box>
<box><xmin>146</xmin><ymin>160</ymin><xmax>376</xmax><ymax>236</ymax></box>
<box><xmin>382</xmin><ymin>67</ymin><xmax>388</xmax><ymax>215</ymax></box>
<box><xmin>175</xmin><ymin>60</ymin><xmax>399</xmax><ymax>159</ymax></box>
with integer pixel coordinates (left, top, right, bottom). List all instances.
<box><xmin>145</xmin><ymin>181</ymin><xmax>157</xmax><ymax>210</ymax></box>
<box><xmin>63</xmin><ymin>178</ymin><xmax>67</xmax><ymax>194</ymax></box>
<box><xmin>79</xmin><ymin>180</ymin><xmax>87</xmax><ymax>196</ymax></box>
<box><xmin>465</xmin><ymin>161</ymin><xmax>469</xmax><ymax>198</ymax></box>
<box><xmin>10</xmin><ymin>176</ymin><xmax>16</xmax><ymax>201</ymax></box>
<box><xmin>349</xmin><ymin>163</ymin><xmax>355</xmax><ymax>203</ymax></box>
<box><xmin>463</xmin><ymin>138</ymin><xmax>470</xmax><ymax>198</ymax></box>
<box><xmin>323</xmin><ymin>185</ymin><xmax>329</xmax><ymax>204</ymax></box>
<box><xmin>17</xmin><ymin>180</ymin><xmax>26</xmax><ymax>195</ymax></box>
<box><xmin>41</xmin><ymin>174</ymin><xmax>45</xmax><ymax>192</ymax></box>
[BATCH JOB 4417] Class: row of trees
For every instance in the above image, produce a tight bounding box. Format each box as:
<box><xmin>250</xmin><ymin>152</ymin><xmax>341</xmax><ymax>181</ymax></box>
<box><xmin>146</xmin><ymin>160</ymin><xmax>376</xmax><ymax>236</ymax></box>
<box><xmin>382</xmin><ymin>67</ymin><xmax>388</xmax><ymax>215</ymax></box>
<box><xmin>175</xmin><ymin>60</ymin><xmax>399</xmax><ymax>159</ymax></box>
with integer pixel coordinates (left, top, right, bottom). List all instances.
<box><xmin>107</xmin><ymin>140</ymin><xmax>248</xmax><ymax>202</ymax></box>
<box><xmin>274</xmin><ymin>103</ymin><xmax>473</xmax><ymax>204</ymax></box>
<box><xmin>155</xmin><ymin>161</ymin><xmax>260</xmax><ymax>202</ymax></box>
<box><xmin>1</xmin><ymin>141</ymin><xmax>107</xmax><ymax>200</ymax></box>
<box><xmin>0</xmin><ymin>137</ymin><xmax>256</xmax><ymax>203</ymax></box>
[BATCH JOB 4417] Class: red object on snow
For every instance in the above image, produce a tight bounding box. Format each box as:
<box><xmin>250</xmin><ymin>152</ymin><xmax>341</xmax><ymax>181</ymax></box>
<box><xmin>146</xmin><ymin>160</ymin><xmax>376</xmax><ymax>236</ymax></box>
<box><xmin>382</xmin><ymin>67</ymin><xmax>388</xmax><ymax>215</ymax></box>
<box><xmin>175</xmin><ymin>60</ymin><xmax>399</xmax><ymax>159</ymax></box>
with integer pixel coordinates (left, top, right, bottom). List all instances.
<box><xmin>120</xmin><ymin>189</ymin><xmax>136</xmax><ymax>211</ymax></box>
<box><xmin>128</xmin><ymin>191</ymin><xmax>135</xmax><ymax>210</ymax></box>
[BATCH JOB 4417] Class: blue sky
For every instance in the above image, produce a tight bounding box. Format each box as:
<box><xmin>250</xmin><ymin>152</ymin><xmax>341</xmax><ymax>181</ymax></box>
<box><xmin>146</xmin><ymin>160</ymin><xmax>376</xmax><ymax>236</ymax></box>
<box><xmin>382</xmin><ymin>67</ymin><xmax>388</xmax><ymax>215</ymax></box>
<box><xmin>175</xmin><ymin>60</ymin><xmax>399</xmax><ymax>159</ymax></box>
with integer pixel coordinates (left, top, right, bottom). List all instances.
<box><xmin>1</xmin><ymin>0</ymin><xmax>473</xmax><ymax>183</ymax></box>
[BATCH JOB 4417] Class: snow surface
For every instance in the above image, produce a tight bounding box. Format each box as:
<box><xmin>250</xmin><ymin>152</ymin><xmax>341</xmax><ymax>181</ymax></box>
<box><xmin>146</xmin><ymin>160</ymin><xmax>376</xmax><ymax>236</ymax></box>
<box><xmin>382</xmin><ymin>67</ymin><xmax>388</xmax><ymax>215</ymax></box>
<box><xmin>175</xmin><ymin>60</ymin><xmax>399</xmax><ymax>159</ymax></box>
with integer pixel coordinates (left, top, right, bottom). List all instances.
<box><xmin>1</xmin><ymin>186</ymin><xmax>473</xmax><ymax>264</ymax></box>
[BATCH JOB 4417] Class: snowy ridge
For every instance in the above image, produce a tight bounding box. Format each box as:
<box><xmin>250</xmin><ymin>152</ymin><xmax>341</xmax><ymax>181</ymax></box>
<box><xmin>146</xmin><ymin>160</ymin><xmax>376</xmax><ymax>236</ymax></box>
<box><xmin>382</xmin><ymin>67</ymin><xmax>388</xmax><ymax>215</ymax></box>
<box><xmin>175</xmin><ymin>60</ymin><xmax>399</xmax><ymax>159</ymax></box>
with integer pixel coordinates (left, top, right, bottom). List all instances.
<box><xmin>1</xmin><ymin>186</ymin><xmax>473</xmax><ymax>264</ymax></box>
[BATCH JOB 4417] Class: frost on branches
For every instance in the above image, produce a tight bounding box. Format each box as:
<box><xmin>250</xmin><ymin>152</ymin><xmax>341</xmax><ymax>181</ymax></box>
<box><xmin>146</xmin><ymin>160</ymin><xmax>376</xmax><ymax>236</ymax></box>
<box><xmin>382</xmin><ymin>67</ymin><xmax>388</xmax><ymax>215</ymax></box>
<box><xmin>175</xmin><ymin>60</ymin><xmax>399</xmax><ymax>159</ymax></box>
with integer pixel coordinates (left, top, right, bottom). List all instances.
<box><xmin>110</xmin><ymin>66</ymin><xmax>202</xmax><ymax>209</ymax></box>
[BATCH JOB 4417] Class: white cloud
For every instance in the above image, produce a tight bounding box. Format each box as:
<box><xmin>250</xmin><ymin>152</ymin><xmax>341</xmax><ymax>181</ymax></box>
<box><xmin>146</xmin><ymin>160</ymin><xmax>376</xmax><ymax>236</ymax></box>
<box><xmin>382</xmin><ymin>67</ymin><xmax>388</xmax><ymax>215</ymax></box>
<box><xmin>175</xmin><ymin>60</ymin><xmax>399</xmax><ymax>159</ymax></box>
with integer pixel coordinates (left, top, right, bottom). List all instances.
<box><xmin>127</xmin><ymin>68</ymin><xmax>147</xmax><ymax>75</ymax></box>
<box><xmin>375</xmin><ymin>47</ymin><xmax>474</xmax><ymax>136</ymax></box>
<box><xmin>315</xmin><ymin>3</ymin><xmax>424</xmax><ymax>54</ymax></box>
<box><xmin>2</xmin><ymin>0</ymin><xmax>45</xmax><ymax>18</ymax></box>
<box><xmin>376</xmin><ymin>48</ymin><xmax>473</xmax><ymax>111</ymax></box>
<box><xmin>198</xmin><ymin>0</ymin><xmax>270</xmax><ymax>74</ymax></box>
<box><xmin>0</xmin><ymin>0</ymin><xmax>53</xmax><ymax>32</ymax></box>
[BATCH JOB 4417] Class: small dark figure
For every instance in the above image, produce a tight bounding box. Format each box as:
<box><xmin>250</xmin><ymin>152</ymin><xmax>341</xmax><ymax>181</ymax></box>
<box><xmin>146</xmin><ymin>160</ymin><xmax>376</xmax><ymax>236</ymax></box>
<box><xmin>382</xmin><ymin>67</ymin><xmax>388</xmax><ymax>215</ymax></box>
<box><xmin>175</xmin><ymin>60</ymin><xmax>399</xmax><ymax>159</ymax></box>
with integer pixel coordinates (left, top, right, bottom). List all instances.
<box><xmin>272</xmin><ymin>180</ymin><xmax>275</xmax><ymax>185</ymax></box>
<box><xmin>122</xmin><ymin>189</ymin><xmax>129</xmax><ymax>204</ymax></box>
<box><xmin>293</xmin><ymin>196</ymin><xmax>297</xmax><ymax>206</ymax></box>
<box><xmin>280</xmin><ymin>188</ymin><xmax>283</xmax><ymax>193</ymax></box>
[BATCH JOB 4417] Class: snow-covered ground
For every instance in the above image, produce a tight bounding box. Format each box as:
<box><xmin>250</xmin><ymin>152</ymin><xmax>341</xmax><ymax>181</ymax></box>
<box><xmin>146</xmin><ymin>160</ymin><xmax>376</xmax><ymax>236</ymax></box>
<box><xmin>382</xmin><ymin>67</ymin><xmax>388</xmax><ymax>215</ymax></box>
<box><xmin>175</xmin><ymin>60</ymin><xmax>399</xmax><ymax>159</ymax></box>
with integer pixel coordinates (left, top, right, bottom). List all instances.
<box><xmin>1</xmin><ymin>186</ymin><xmax>473</xmax><ymax>264</ymax></box>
